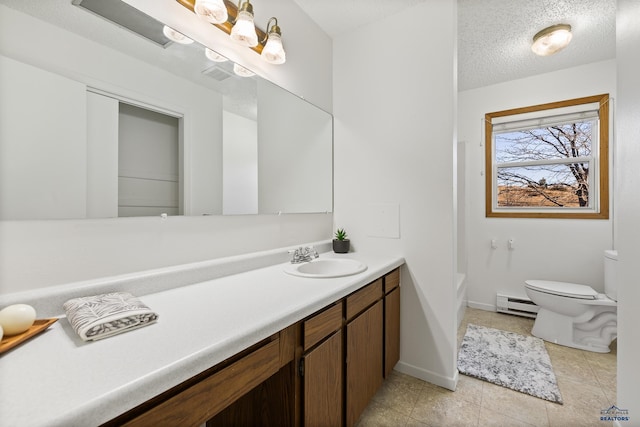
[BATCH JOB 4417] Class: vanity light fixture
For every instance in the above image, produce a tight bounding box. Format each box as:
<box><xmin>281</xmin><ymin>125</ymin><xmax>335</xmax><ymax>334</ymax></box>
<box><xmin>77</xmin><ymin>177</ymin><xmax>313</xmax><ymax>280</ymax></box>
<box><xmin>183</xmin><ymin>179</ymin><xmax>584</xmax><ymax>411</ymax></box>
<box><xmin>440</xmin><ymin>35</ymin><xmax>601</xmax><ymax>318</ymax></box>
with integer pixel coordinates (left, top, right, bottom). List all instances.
<box><xmin>531</xmin><ymin>24</ymin><xmax>572</xmax><ymax>56</ymax></box>
<box><xmin>205</xmin><ymin>48</ymin><xmax>228</xmax><ymax>62</ymax></box>
<box><xmin>162</xmin><ymin>25</ymin><xmax>194</xmax><ymax>44</ymax></box>
<box><xmin>229</xmin><ymin>0</ymin><xmax>258</xmax><ymax>47</ymax></box>
<box><xmin>194</xmin><ymin>0</ymin><xmax>228</xmax><ymax>24</ymax></box>
<box><xmin>176</xmin><ymin>0</ymin><xmax>287</xmax><ymax>65</ymax></box>
<box><xmin>260</xmin><ymin>17</ymin><xmax>286</xmax><ymax>64</ymax></box>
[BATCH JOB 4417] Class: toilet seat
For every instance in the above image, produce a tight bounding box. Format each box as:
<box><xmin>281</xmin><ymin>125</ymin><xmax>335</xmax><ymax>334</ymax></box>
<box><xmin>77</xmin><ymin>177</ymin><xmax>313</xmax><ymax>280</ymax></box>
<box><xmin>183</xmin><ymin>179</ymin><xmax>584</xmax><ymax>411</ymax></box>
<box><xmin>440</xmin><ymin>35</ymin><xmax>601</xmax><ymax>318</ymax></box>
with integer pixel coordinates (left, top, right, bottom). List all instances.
<box><xmin>525</xmin><ymin>280</ymin><xmax>598</xmax><ymax>300</ymax></box>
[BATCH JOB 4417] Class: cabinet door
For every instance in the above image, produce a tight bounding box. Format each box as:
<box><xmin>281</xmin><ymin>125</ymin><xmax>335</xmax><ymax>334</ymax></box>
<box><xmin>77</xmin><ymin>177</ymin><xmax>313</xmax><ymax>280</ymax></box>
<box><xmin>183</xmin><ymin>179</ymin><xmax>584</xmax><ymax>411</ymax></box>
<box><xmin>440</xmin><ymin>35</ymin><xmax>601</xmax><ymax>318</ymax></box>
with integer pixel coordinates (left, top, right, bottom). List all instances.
<box><xmin>123</xmin><ymin>338</ymin><xmax>280</xmax><ymax>427</ymax></box>
<box><xmin>346</xmin><ymin>300</ymin><xmax>383</xmax><ymax>427</ymax></box>
<box><xmin>303</xmin><ymin>330</ymin><xmax>343</xmax><ymax>427</ymax></box>
<box><xmin>384</xmin><ymin>286</ymin><xmax>400</xmax><ymax>377</ymax></box>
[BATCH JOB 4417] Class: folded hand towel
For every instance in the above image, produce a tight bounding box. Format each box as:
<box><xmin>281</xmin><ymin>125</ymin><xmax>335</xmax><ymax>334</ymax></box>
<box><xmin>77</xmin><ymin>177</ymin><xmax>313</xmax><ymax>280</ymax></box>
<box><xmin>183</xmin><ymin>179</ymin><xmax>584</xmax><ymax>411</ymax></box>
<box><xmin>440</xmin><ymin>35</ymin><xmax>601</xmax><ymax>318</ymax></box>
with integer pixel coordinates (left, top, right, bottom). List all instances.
<box><xmin>63</xmin><ymin>292</ymin><xmax>158</xmax><ymax>341</ymax></box>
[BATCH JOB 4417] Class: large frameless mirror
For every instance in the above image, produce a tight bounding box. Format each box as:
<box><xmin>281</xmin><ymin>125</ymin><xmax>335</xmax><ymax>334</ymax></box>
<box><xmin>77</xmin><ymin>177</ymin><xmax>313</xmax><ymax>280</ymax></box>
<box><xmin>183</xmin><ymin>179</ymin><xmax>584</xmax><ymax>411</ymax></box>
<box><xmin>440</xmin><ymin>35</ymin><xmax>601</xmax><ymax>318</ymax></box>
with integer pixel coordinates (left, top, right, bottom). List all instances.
<box><xmin>0</xmin><ymin>0</ymin><xmax>332</xmax><ymax>219</ymax></box>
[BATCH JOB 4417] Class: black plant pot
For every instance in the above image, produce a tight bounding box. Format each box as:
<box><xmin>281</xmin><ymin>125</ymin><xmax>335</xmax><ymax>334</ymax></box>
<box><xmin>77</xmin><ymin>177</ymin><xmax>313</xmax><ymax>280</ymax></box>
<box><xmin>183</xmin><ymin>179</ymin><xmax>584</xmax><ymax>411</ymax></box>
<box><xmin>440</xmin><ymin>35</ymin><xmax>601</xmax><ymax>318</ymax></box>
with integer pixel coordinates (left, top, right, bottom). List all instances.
<box><xmin>333</xmin><ymin>239</ymin><xmax>350</xmax><ymax>253</ymax></box>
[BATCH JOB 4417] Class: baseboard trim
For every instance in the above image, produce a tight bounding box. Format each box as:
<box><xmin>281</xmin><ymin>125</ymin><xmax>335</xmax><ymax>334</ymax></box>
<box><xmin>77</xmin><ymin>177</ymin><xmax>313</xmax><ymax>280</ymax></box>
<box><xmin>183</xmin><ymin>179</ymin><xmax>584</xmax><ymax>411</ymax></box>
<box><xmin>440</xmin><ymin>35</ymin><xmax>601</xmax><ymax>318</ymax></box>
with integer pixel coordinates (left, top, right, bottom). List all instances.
<box><xmin>394</xmin><ymin>361</ymin><xmax>458</xmax><ymax>391</ymax></box>
<box><xmin>467</xmin><ymin>300</ymin><xmax>496</xmax><ymax>312</ymax></box>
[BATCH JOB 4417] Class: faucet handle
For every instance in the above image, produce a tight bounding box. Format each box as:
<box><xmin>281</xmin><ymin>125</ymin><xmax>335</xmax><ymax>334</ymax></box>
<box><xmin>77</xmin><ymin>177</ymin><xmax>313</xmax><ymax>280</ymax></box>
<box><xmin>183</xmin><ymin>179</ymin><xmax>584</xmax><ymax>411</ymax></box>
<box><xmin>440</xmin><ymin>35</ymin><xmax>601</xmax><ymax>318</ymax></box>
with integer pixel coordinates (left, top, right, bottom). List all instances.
<box><xmin>307</xmin><ymin>246</ymin><xmax>319</xmax><ymax>258</ymax></box>
<box><xmin>289</xmin><ymin>247</ymin><xmax>303</xmax><ymax>263</ymax></box>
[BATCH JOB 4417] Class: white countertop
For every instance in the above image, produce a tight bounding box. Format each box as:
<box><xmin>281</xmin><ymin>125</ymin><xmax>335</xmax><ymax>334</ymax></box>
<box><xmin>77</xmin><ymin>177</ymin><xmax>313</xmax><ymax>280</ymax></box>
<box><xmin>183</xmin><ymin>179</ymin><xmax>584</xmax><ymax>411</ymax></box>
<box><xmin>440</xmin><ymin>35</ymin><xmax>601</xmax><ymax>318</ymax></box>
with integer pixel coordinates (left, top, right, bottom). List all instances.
<box><xmin>0</xmin><ymin>251</ymin><xmax>404</xmax><ymax>427</ymax></box>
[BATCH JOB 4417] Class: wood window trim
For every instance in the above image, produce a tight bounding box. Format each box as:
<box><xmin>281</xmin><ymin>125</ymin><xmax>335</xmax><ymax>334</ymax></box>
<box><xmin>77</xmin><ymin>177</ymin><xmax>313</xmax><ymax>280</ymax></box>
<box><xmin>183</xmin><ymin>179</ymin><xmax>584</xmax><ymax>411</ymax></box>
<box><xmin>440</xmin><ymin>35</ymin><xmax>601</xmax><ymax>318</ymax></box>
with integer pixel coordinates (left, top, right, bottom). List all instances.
<box><xmin>485</xmin><ymin>94</ymin><xmax>610</xmax><ymax>219</ymax></box>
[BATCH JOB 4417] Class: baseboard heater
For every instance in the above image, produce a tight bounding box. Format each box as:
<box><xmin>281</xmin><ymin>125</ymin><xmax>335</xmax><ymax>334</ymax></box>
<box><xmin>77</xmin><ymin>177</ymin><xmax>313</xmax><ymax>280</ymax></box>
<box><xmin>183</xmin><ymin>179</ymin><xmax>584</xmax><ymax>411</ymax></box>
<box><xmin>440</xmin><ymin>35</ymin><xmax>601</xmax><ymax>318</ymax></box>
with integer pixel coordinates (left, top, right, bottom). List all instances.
<box><xmin>496</xmin><ymin>293</ymin><xmax>539</xmax><ymax>318</ymax></box>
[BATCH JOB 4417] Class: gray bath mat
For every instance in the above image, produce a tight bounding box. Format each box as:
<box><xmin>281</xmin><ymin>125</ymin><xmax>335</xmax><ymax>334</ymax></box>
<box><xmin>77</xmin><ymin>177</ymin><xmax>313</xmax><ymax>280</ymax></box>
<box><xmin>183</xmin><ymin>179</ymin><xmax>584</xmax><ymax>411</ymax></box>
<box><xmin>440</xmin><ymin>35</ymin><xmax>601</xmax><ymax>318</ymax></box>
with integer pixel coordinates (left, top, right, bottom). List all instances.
<box><xmin>457</xmin><ymin>324</ymin><xmax>563</xmax><ymax>404</ymax></box>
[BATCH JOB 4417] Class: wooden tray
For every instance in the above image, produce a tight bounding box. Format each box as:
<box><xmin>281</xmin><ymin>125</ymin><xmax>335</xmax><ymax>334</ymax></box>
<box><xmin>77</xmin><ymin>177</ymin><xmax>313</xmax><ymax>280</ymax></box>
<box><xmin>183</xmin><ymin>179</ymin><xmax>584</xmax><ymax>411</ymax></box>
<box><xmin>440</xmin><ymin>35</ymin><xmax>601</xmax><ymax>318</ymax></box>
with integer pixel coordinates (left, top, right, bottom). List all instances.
<box><xmin>0</xmin><ymin>318</ymin><xmax>58</xmax><ymax>354</ymax></box>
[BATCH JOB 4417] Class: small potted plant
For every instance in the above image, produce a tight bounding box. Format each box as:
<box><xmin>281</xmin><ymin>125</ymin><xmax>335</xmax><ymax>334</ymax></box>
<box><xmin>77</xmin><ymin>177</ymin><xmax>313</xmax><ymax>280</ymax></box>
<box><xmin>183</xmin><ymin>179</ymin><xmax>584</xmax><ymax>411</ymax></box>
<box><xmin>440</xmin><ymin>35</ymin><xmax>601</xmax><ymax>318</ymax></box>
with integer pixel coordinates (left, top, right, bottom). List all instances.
<box><xmin>333</xmin><ymin>228</ymin><xmax>350</xmax><ymax>253</ymax></box>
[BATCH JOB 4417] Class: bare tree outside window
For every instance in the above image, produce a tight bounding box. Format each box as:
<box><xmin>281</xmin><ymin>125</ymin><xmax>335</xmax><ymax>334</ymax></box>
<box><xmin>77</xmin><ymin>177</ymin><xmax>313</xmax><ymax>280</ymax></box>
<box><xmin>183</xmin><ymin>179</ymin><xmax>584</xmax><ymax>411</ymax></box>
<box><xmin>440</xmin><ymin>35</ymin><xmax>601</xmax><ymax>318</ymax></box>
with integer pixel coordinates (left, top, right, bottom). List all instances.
<box><xmin>485</xmin><ymin>94</ymin><xmax>610</xmax><ymax>219</ymax></box>
<box><xmin>495</xmin><ymin>121</ymin><xmax>593</xmax><ymax>208</ymax></box>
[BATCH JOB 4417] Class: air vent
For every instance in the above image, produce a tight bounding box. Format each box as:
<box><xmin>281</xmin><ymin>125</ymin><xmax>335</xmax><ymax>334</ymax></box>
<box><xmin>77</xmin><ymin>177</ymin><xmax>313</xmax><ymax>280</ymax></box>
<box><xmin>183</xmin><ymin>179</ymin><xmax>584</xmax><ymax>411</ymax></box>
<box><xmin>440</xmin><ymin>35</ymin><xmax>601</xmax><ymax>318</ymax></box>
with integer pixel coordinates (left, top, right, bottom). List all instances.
<box><xmin>202</xmin><ymin>65</ymin><xmax>233</xmax><ymax>81</ymax></box>
<box><xmin>496</xmin><ymin>293</ymin><xmax>538</xmax><ymax>318</ymax></box>
<box><xmin>72</xmin><ymin>0</ymin><xmax>170</xmax><ymax>47</ymax></box>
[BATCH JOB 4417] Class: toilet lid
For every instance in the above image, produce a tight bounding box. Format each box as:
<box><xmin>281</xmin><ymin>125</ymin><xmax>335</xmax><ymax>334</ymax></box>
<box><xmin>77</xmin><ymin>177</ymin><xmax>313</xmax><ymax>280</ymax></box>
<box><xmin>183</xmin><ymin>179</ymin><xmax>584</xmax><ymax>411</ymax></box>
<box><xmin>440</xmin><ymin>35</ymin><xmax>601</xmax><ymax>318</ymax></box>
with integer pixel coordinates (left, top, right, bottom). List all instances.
<box><xmin>525</xmin><ymin>280</ymin><xmax>598</xmax><ymax>299</ymax></box>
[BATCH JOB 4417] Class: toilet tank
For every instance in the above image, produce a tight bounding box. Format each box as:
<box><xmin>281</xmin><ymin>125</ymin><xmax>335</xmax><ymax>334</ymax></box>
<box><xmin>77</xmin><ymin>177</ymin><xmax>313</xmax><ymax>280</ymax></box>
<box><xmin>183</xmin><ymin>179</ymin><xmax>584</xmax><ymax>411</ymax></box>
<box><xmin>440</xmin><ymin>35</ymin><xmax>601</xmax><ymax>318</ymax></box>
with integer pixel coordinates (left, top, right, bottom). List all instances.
<box><xmin>604</xmin><ymin>249</ymin><xmax>618</xmax><ymax>301</ymax></box>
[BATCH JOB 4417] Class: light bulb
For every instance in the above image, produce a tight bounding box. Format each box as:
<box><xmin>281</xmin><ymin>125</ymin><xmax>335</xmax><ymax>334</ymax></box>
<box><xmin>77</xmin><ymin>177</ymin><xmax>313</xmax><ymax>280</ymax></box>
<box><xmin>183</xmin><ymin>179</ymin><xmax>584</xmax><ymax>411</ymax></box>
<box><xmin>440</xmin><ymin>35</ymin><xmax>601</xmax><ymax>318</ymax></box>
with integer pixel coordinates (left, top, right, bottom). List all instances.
<box><xmin>162</xmin><ymin>26</ymin><xmax>194</xmax><ymax>45</ymax></box>
<box><xmin>194</xmin><ymin>0</ymin><xmax>228</xmax><ymax>24</ymax></box>
<box><xmin>261</xmin><ymin>32</ymin><xmax>286</xmax><ymax>64</ymax></box>
<box><xmin>205</xmin><ymin>48</ymin><xmax>228</xmax><ymax>62</ymax></box>
<box><xmin>230</xmin><ymin>10</ymin><xmax>258</xmax><ymax>47</ymax></box>
<box><xmin>233</xmin><ymin>63</ymin><xmax>255</xmax><ymax>77</ymax></box>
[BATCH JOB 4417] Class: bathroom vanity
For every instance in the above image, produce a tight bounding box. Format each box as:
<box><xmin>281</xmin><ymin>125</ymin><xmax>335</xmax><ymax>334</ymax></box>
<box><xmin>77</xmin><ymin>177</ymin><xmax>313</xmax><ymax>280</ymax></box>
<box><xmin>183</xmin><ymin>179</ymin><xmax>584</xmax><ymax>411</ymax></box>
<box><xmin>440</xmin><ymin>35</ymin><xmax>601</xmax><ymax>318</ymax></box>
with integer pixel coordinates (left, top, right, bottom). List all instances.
<box><xmin>0</xmin><ymin>249</ymin><xmax>403</xmax><ymax>427</ymax></box>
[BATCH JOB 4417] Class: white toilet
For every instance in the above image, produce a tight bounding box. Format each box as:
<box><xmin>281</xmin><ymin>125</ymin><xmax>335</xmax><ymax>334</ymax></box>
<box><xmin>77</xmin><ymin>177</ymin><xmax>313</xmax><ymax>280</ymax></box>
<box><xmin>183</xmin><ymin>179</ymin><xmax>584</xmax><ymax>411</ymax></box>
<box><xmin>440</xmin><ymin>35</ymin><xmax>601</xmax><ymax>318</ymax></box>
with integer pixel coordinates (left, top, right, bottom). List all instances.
<box><xmin>524</xmin><ymin>250</ymin><xmax>618</xmax><ymax>353</ymax></box>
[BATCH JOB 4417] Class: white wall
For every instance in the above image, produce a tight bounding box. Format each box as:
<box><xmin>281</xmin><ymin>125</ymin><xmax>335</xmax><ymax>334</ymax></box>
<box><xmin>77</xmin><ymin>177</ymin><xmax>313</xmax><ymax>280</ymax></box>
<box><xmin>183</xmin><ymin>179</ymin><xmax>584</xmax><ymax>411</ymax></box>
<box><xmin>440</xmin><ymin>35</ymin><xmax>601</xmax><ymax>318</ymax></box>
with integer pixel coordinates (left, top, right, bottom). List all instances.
<box><xmin>333</xmin><ymin>1</ymin><xmax>458</xmax><ymax>389</ymax></box>
<box><xmin>458</xmin><ymin>60</ymin><xmax>616</xmax><ymax>310</ymax></box>
<box><xmin>223</xmin><ymin>111</ymin><xmax>258</xmax><ymax>215</ymax></box>
<box><xmin>0</xmin><ymin>1</ymin><xmax>333</xmax><ymax>294</ymax></box>
<box><xmin>0</xmin><ymin>56</ymin><xmax>87</xmax><ymax>220</ymax></box>
<box><xmin>87</xmin><ymin>92</ymin><xmax>119</xmax><ymax>219</ymax></box>
<box><xmin>615</xmin><ymin>0</ymin><xmax>640</xmax><ymax>416</ymax></box>
<box><xmin>258</xmin><ymin>79</ymin><xmax>333</xmax><ymax>214</ymax></box>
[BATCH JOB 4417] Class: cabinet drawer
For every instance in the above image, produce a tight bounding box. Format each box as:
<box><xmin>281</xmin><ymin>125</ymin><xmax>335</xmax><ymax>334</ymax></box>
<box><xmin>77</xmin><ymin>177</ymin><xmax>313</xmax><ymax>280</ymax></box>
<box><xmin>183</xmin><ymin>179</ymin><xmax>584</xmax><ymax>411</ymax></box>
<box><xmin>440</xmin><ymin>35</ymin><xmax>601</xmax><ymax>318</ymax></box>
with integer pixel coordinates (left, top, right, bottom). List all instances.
<box><xmin>346</xmin><ymin>279</ymin><xmax>383</xmax><ymax>321</ymax></box>
<box><xmin>123</xmin><ymin>338</ymin><xmax>280</xmax><ymax>427</ymax></box>
<box><xmin>304</xmin><ymin>302</ymin><xmax>343</xmax><ymax>351</ymax></box>
<box><xmin>384</xmin><ymin>268</ymin><xmax>400</xmax><ymax>294</ymax></box>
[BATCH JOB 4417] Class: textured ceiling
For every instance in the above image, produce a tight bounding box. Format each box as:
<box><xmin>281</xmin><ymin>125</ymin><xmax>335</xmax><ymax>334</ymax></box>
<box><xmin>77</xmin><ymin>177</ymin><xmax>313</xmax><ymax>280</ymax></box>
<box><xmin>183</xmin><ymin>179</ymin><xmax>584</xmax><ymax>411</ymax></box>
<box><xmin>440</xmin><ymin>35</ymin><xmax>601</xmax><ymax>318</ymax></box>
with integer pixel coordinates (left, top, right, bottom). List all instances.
<box><xmin>294</xmin><ymin>0</ymin><xmax>616</xmax><ymax>91</ymax></box>
<box><xmin>457</xmin><ymin>0</ymin><xmax>616</xmax><ymax>90</ymax></box>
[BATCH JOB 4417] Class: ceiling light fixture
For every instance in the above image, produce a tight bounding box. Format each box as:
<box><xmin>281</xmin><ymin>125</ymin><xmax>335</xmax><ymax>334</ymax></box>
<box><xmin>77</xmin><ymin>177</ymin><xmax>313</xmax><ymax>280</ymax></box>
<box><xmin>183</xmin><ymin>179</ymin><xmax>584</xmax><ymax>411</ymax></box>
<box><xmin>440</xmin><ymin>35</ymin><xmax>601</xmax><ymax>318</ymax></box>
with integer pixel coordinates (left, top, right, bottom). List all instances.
<box><xmin>531</xmin><ymin>24</ymin><xmax>572</xmax><ymax>56</ymax></box>
<box><xmin>176</xmin><ymin>0</ymin><xmax>286</xmax><ymax>65</ymax></box>
<box><xmin>162</xmin><ymin>25</ymin><xmax>194</xmax><ymax>44</ymax></box>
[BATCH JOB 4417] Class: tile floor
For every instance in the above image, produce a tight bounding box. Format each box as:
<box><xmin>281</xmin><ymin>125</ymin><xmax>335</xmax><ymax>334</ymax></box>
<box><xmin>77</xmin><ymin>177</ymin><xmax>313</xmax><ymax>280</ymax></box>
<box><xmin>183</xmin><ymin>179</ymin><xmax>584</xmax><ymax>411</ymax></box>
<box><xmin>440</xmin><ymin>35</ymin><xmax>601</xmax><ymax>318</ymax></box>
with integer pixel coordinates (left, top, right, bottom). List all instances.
<box><xmin>356</xmin><ymin>308</ymin><xmax>617</xmax><ymax>427</ymax></box>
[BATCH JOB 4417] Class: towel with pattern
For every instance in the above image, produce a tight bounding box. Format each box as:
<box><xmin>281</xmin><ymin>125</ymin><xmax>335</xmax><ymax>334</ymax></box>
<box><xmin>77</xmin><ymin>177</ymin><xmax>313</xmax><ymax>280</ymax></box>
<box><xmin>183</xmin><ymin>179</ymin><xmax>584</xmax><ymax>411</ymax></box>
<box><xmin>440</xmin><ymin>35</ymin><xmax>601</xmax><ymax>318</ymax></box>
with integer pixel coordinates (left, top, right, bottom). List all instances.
<box><xmin>63</xmin><ymin>292</ymin><xmax>158</xmax><ymax>341</ymax></box>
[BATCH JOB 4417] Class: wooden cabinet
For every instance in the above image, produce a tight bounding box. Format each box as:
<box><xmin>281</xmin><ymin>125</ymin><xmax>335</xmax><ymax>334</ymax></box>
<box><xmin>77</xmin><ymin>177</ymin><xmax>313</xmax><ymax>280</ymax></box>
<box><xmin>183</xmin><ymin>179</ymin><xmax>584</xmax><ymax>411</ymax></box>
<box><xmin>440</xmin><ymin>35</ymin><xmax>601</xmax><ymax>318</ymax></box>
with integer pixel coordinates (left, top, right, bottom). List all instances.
<box><xmin>105</xmin><ymin>267</ymin><xmax>401</xmax><ymax>427</ymax></box>
<box><xmin>343</xmin><ymin>268</ymin><xmax>400</xmax><ymax>425</ymax></box>
<box><xmin>384</xmin><ymin>269</ymin><xmax>401</xmax><ymax>377</ymax></box>
<box><xmin>345</xmin><ymin>300</ymin><xmax>383</xmax><ymax>426</ymax></box>
<box><xmin>303</xmin><ymin>330</ymin><xmax>343</xmax><ymax>427</ymax></box>
<box><xmin>120</xmin><ymin>336</ymin><xmax>282</xmax><ymax>427</ymax></box>
<box><xmin>302</xmin><ymin>302</ymin><xmax>343</xmax><ymax>427</ymax></box>
<box><xmin>346</xmin><ymin>278</ymin><xmax>382</xmax><ymax>320</ymax></box>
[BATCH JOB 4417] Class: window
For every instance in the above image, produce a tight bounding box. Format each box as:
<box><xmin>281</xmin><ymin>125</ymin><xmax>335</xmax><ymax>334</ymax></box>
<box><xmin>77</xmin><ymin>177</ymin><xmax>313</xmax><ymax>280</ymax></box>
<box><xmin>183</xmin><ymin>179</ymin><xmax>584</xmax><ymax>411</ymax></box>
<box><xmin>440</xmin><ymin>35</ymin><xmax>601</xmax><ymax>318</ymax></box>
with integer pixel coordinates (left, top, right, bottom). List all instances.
<box><xmin>485</xmin><ymin>94</ymin><xmax>610</xmax><ymax>219</ymax></box>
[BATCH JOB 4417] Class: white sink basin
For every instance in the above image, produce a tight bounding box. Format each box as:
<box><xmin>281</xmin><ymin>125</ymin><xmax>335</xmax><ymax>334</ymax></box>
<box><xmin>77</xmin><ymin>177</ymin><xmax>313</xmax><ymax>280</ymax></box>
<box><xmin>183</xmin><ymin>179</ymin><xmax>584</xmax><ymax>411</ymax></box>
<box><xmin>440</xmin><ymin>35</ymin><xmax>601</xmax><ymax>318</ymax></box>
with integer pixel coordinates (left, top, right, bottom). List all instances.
<box><xmin>284</xmin><ymin>258</ymin><xmax>367</xmax><ymax>278</ymax></box>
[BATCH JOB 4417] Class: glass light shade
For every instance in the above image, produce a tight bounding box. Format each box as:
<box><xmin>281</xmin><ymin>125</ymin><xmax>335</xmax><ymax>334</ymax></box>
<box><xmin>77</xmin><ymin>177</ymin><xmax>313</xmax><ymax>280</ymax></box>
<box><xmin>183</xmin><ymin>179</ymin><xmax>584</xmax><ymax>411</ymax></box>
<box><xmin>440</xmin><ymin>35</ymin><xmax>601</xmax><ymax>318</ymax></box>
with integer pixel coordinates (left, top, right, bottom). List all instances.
<box><xmin>230</xmin><ymin>10</ymin><xmax>258</xmax><ymax>47</ymax></box>
<box><xmin>233</xmin><ymin>63</ymin><xmax>255</xmax><ymax>77</ymax></box>
<box><xmin>162</xmin><ymin>26</ymin><xmax>194</xmax><ymax>45</ymax></box>
<box><xmin>261</xmin><ymin>32</ymin><xmax>286</xmax><ymax>64</ymax></box>
<box><xmin>194</xmin><ymin>0</ymin><xmax>228</xmax><ymax>24</ymax></box>
<box><xmin>531</xmin><ymin>24</ymin><xmax>572</xmax><ymax>56</ymax></box>
<box><xmin>205</xmin><ymin>48</ymin><xmax>228</xmax><ymax>62</ymax></box>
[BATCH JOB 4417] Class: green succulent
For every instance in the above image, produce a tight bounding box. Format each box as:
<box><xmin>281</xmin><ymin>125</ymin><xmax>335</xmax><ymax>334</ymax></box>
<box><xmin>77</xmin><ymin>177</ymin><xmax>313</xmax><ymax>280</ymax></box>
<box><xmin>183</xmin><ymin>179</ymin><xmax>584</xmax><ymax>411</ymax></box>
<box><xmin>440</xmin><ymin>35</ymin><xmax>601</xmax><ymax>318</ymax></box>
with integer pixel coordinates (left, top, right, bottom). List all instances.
<box><xmin>334</xmin><ymin>228</ymin><xmax>348</xmax><ymax>241</ymax></box>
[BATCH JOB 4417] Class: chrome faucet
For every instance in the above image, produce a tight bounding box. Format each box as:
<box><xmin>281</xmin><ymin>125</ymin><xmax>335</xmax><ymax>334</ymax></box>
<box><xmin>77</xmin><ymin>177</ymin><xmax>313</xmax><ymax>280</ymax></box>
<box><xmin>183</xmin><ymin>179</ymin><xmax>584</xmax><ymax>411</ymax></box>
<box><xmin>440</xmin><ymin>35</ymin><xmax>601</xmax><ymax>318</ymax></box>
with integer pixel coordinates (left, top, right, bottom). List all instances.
<box><xmin>289</xmin><ymin>246</ymin><xmax>319</xmax><ymax>263</ymax></box>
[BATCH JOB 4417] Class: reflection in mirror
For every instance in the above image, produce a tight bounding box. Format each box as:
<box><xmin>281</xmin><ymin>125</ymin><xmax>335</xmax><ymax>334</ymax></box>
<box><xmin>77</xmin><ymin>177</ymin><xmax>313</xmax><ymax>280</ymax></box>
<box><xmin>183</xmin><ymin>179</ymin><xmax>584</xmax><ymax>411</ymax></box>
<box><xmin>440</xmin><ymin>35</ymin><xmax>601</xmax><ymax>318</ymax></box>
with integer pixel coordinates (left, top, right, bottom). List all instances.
<box><xmin>118</xmin><ymin>103</ymin><xmax>181</xmax><ymax>217</ymax></box>
<box><xmin>0</xmin><ymin>0</ymin><xmax>332</xmax><ymax>220</ymax></box>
